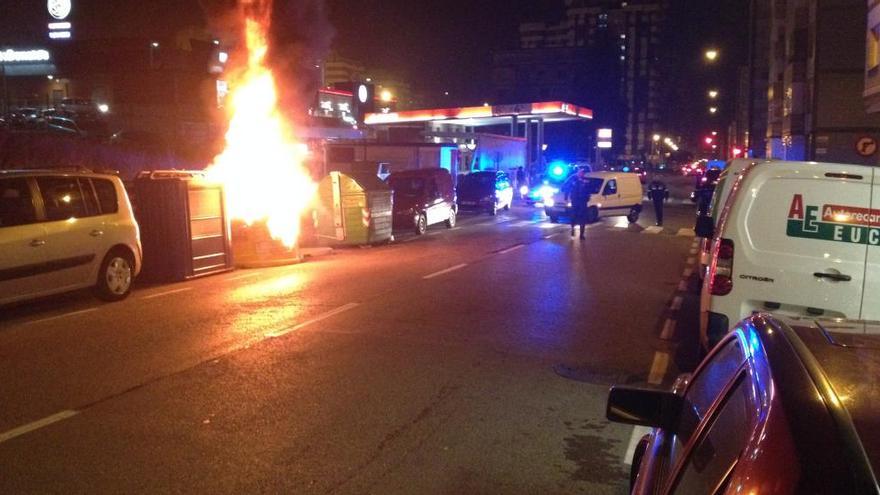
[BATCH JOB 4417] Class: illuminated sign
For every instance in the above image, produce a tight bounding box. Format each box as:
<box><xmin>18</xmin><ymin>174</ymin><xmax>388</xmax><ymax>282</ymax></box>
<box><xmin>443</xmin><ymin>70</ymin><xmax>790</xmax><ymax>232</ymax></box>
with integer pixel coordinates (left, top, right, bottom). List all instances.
<box><xmin>48</xmin><ymin>0</ymin><xmax>72</xmax><ymax>20</ymax></box>
<box><xmin>0</xmin><ymin>49</ymin><xmax>51</xmax><ymax>63</ymax></box>
<box><xmin>49</xmin><ymin>31</ymin><xmax>71</xmax><ymax>39</ymax></box>
<box><xmin>597</xmin><ymin>141</ymin><xmax>613</xmax><ymax>149</ymax></box>
<box><xmin>357</xmin><ymin>84</ymin><xmax>368</xmax><ymax>104</ymax></box>
<box><xmin>598</xmin><ymin>128</ymin><xmax>613</xmax><ymax>139</ymax></box>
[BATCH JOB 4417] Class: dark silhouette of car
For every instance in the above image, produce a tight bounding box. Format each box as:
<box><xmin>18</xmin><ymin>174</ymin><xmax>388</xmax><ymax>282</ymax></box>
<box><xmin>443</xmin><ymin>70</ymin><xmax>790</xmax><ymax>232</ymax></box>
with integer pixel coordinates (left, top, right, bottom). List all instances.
<box><xmin>456</xmin><ymin>170</ymin><xmax>514</xmax><ymax>215</ymax></box>
<box><xmin>388</xmin><ymin>168</ymin><xmax>457</xmax><ymax>235</ymax></box>
<box><xmin>608</xmin><ymin>314</ymin><xmax>880</xmax><ymax>494</ymax></box>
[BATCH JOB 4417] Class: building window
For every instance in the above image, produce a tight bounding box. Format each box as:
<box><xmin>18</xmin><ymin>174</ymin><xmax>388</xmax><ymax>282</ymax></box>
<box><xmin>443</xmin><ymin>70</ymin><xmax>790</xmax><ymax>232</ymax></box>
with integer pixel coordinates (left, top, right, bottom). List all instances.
<box><xmin>869</xmin><ymin>24</ymin><xmax>880</xmax><ymax>75</ymax></box>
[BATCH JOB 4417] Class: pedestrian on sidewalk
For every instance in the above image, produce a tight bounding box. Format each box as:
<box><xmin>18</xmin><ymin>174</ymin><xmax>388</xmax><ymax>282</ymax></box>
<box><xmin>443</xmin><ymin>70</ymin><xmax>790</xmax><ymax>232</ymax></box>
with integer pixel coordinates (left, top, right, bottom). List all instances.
<box><xmin>647</xmin><ymin>178</ymin><xmax>669</xmax><ymax>226</ymax></box>
<box><xmin>564</xmin><ymin>167</ymin><xmax>591</xmax><ymax>240</ymax></box>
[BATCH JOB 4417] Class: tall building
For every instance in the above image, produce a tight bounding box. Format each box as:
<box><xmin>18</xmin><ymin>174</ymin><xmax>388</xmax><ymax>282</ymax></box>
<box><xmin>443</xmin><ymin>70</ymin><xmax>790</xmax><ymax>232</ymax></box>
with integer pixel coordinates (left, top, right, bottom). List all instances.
<box><xmin>493</xmin><ymin>0</ymin><xmax>669</xmax><ymax>159</ymax></box>
<box><xmin>761</xmin><ymin>0</ymin><xmax>880</xmax><ymax>163</ymax></box>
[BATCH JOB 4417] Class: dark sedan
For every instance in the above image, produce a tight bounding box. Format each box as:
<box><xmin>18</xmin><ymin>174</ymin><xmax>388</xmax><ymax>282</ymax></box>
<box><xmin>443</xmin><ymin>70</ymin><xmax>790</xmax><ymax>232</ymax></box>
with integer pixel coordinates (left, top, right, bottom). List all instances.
<box><xmin>456</xmin><ymin>170</ymin><xmax>514</xmax><ymax>215</ymax></box>
<box><xmin>608</xmin><ymin>314</ymin><xmax>880</xmax><ymax>494</ymax></box>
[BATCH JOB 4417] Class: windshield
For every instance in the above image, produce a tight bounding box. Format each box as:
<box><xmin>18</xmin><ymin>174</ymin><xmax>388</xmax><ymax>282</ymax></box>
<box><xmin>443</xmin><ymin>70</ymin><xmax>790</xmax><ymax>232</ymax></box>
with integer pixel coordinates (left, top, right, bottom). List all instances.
<box><xmin>462</xmin><ymin>174</ymin><xmax>494</xmax><ymax>187</ymax></box>
<box><xmin>584</xmin><ymin>178</ymin><xmax>604</xmax><ymax>194</ymax></box>
<box><xmin>390</xmin><ymin>178</ymin><xmax>426</xmax><ymax>196</ymax></box>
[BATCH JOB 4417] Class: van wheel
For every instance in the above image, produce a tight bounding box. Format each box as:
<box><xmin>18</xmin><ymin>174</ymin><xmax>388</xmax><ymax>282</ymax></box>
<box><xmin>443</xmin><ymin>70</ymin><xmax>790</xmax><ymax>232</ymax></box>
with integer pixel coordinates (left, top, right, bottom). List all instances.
<box><xmin>627</xmin><ymin>208</ymin><xmax>640</xmax><ymax>223</ymax></box>
<box><xmin>549</xmin><ymin>215</ymin><xmax>559</xmax><ymax>224</ymax></box>
<box><xmin>586</xmin><ymin>207</ymin><xmax>599</xmax><ymax>224</ymax></box>
<box><xmin>504</xmin><ymin>201</ymin><xmax>511</xmax><ymax>211</ymax></box>
<box><xmin>445</xmin><ymin>209</ymin><xmax>456</xmax><ymax>228</ymax></box>
<box><xmin>415</xmin><ymin>214</ymin><xmax>428</xmax><ymax>235</ymax></box>
<box><xmin>94</xmin><ymin>248</ymin><xmax>134</xmax><ymax>302</ymax></box>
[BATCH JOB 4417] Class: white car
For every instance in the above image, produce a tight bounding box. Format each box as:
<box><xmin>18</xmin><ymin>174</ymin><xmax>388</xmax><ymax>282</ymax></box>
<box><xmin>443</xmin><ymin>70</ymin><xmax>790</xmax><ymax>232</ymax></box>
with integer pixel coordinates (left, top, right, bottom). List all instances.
<box><xmin>0</xmin><ymin>170</ymin><xmax>142</xmax><ymax>305</ymax></box>
<box><xmin>698</xmin><ymin>160</ymin><xmax>879</xmax><ymax>350</ymax></box>
<box><xmin>544</xmin><ymin>171</ymin><xmax>643</xmax><ymax>224</ymax></box>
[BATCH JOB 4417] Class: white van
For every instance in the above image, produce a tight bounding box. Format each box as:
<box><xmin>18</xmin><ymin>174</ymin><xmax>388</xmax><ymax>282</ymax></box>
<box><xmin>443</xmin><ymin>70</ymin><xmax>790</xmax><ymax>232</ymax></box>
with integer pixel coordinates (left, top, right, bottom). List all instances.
<box><xmin>699</xmin><ymin>161</ymin><xmax>879</xmax><ymax>349</ymax></box>
<box><xmin>0</xmin><ymin>170</ymin><xmax>142</xmax><ymax>305</ymax></box>
<box><xmin>696</xmin><ymin>158</ymin><xmax>771</xmax><ymax>279</ymax></box>
<box><xmin>544</xmin><ymin>171</ymin><xmax>643</xmax><ymax>224</ymax></box>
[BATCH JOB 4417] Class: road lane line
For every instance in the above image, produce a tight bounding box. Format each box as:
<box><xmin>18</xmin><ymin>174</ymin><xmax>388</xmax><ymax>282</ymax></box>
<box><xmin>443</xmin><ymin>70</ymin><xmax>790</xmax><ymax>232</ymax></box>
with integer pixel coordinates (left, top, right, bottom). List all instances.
<box><xmin>677</xmin><ymin>228</ymin><xmax>695</xmax><ymax>237</ymax></box>
<box><xmin>26</xmin><ymin>308</ymin><xmax>99</xmax><ymax>325</ymax></box>
<box><xmin>660</xmin><ymin>319</ymin><xmax>677</xmax><ymax>340</ymax></box>
<box><xmin>266</xmin><ymin>303</ymin><xmax>361</xmax><ymax>338</ymax></box>
<box><xmin>543</xmin><ymin>233</ymin><xmax>559</xmax><ymax>240</ymax></box>
<box><xmin>0</xmin><ymin>410</ymin><xmax>78</xmax><ymax>444</ymax></box>
<box><xmin>643</xmin><ymin>226</ymin><xmax>663</xmax><ymax>234</ymax></box>
<box><xmin>423</xmin><ymin>263</ymin><xmax>468</xmax><ymax>280</ymax></box>
<box><xmin>141</xmin><ymin>287</ymin><xmax>193</xmax><ymax>300</ymax></box>
<box><xmin>683</xmin><ymin>267</ymin><xmax>693</xmax><ymax>278</ymax></box>
<box><xmin>449</xmin><ymin>227</ymin><xmax>462</xmax><ymax>231</ymax></box>
<box><xmin>647</xmin><ymin>352</ymin><xmax>670</xmax><ymax>385</ymax></box>
<box><xmin>686</xmin><ymin>257</ymin><xmax>695</xmax><ymax>265</ymax></box>
<box><xmin>226</xmin><ymin>271</ymin><xmax>261</xmax><ymax>281</ymax></box>
<box><xmin>670</xmin><ymin>296</ymin><xmax>683</xmax><ymax>311</ymax></box>
<box><xmin>623</xmin><ymin>426</ymin><xmax>652</xmax><ymax>465</ymax></box>
<box><xmin>498</xmin><ymin>244</ymin><xmax>525</xmax><ymax>254</ymax></box>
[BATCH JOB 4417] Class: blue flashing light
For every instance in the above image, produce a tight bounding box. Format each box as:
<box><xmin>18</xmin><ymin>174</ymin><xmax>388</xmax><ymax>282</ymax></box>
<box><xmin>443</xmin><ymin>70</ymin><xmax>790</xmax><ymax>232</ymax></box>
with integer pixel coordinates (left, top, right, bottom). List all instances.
<box><xmin>622</xmin><ymin>166</ymin><xmax>631</xmax><ymax>172</ymax></box>
<box><xmin>439</xmin><ymin>146</ymin><xmax>454</xmax><ymax>172</ymax></box>
<box><xmin>550</xmin><ymin>164</ymin><xmax>566</xmax><ymax>178</ymax></box>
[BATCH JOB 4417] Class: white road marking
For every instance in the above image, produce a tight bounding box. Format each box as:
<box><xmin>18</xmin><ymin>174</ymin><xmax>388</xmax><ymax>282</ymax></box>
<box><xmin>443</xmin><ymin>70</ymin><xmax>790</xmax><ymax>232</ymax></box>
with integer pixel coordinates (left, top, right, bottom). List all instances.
<box><xmin>683</xmin><ymin>267</ymin><xmax>693</xmax><ymax>278</ymax></box>
<box><xmin>677</xmin><ymin>228</ymin><xmax>696</xmax><ymax>237</ymax></box>
<box><xmin>543</xmin><ymin>233</ymin><xmax>559</xmax><ymax>240</ymax></box>
<box><xmin>648</xmin><ymin>352</ymin><xmax>670</xmax><ymax>385</ymax></box>
<box><xmin>141</xmin><ymin>287</ymin><xmax>193</xmax><ymax>300</ymax></box>
<box><xmin>660</xmin><ymin>319</ymin><xmax>677</xmax><ymax>340</ymax></box>
<box><xmin>449</xmin><ymin>227</ymin><xmax>463</xmax><ymax>231</ymax></box>
<box><xmin>26</xmin><ymin>308</ymin><xmax>99</xmax><ymax>325</ymax></box>
<box><xmin>498</xmin><ymin>244</ymin><xmax>525</xmax><ymax>254</ymax></box>
<box><xmin>623</xmin><ymin>426</ymin><xmax>653</xmax><ymax>465</ymax></box>
<box><xmin>226</xmin><ymin>271</ymin><xmax>261</xmax><ymax>281</ymax></box>
<box><xmin>0</xmin><ymin>410</ymin><xmax>78</xmax><ymax>444</ymax></box>
<box><xmin>266</xmin><ymin>303</ymin><xmax>361</xmax><ymax>338</ymax></box>
<box><xmin>423</xmin><ymin>263</ymin><xmax>468</xmax><ymax>280</ymax></box>
<box><xmin>643</xmin><ymin>226</ymin><xmax>663</xmax><ymax>234</ymax></box>
<box><xmin>670</xmin><ymin>296</ymin><xmax>683</xmax><ymax>311</ymax></box>
<box><xmin>686</xmin><ymin>257</ymin><xmax>695</xmax><ymax>265</ymax></box>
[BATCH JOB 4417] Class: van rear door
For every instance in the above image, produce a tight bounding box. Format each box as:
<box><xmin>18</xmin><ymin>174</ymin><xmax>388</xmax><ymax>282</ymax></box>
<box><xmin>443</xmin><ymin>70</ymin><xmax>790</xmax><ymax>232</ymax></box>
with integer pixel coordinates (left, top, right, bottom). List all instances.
<box><xmin>862</xmin><ymin>169</ymin><xmax>880</xmax><ymax>320</ymax></box>
<box><xmin>741</xmin><ymin>165</ymin><xmax>871</xmax><ymax>320</ymax></box>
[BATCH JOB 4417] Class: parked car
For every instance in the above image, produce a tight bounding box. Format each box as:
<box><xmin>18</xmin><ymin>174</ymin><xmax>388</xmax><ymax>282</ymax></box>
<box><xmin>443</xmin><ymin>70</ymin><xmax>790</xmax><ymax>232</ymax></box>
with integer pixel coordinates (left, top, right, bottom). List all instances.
<box><xmin>544</xmin><ymin>171</ymin><xmax>643</xmax><ymax>224</ymax></box>
<box><xmin>59</xmin><ymin>97</ymin><xmax>97</xmax><ymax>114</ymax></box>
<box><xmin>46</xmin><ymin>115</ymin><xmax>111</xmax><ymax>140</ymax></box>
<box><xmin>608</xmin><ymin>314</ymin><xmax>880</xmax><ymax>494</ymax></box>
<box><xmin>696</xmin><ymin>160</ymin><xmax>879</xmax><ymax>350</ymax></box>
<box><xmin>457</xmin><ymin>170</ymin><xmax>514</xmax><ymax>215</ymax></box>
<box><xmin>388</xmin><ymin>168</ymin><xmax>457</xmax><ymax>235</ymax></box>
<box><xmin>696</xmin><ymin>159</ymin><xmax>770</xmax><ymax>281</ymax></box>
<box><xmin>0</xmin><ymin>170</ymin><xmax>142</xmax><ymax>305</ymax></box>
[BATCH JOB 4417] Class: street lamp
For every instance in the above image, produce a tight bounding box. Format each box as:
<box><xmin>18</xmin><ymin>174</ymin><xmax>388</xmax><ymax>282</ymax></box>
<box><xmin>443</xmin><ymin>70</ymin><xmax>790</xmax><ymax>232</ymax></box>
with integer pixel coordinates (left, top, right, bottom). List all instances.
<box><xmin>380</xmin><ymin>90</ymin><xmax>393</xmax><ymax>102</ymax></box>
<box><xmin>708</xmin><ymin>90</ymin><xmax>719</xmax><ymax>99</ymax></box>
<box><xmin>705</xmin><ymin>49</ymin><xmax>719</xmax><ymax>62</ymax></box>
<box><xmin>652</xmin><ymin>134</ymin><xmax>661</xmax><ymax>142</ymax></box>
<box><xmin>709</xmin><ymin>107</ymin><xmax>718</xmax><ymax>114</ymax></box>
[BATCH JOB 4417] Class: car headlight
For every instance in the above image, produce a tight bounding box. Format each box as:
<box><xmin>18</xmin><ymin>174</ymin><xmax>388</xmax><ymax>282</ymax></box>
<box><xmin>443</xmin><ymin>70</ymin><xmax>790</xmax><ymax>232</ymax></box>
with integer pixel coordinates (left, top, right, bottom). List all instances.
<box><xmin>519</xmin><ymin>185</ymin><xmax>529</xmax><ymax>196</ymax></box>
<box><xmin>545</xmin><ymin>198</ymin><xmax>556</xmax><ymax>207</ymax></box>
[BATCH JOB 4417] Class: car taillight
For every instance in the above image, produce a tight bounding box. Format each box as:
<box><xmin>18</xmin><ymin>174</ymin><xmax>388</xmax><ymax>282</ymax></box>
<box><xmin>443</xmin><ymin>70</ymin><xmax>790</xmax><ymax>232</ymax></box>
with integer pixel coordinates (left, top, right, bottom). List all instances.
<box><xmin>709</xmin><ymin>238</ymin><xmax>734</xmax><ymax>296</ymax></box>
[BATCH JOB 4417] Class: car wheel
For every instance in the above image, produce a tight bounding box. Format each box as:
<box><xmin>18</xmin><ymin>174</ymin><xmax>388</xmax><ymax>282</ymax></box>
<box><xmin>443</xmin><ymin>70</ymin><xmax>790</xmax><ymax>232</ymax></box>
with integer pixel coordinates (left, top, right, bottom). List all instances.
<box><xmin>587</xmin><ymin>206</ymin><xmax>599</xmax><ymax>224</ymax></box>
<box><xmin>630</xmin><ymin>436</ymin><xmax>650</xmax><ymax>491</ymax></box>
<box><xmin>627</xmin><ymin>208</ymin><xmax>640</xmax><ymax>223</ymax></box>
<box><xmin>445</xmin><ymin>209</ymin><xmax>456</xmax><ymax>228</ymax></box>
<box><xmin>94</xmin><ymin>248</ymin><xmax>134</xmax><ymax>302</ymax></box>
<box><xmin>549</xmin><ymin>215</ymin><xmax>559</xmax><ymax>224</ymax></box>
<box><xmin>415</xmin><ymin>213</ymin><xmax>428</xmax><ymax>235</ymax></box>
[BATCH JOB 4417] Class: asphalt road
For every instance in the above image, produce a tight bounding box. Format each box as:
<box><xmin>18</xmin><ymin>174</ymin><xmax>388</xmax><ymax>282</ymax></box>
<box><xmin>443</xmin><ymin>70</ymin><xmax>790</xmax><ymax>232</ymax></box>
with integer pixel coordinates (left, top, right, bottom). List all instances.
<box><xmin>0</xmin><ymin>189</ymin><xmax>700</xmax><ymax>494</ymax></box>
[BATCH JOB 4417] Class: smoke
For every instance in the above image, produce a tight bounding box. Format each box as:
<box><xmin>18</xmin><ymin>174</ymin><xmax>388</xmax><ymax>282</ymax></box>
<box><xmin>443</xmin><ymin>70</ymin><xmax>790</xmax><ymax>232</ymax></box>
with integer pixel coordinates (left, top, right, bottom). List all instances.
<box><xmin>199</xmin><ymin>0</ymin><xmax>335</xmax><ymax>124</ymax></box>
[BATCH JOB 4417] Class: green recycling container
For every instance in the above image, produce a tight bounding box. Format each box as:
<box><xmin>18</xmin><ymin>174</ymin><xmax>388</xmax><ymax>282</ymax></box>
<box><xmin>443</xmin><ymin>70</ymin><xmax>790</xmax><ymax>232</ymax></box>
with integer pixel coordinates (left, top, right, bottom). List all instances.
<box><xmin>314</xmin><ymin>172</ymin><xmax>393</xmax><ymax>246</ymax></box>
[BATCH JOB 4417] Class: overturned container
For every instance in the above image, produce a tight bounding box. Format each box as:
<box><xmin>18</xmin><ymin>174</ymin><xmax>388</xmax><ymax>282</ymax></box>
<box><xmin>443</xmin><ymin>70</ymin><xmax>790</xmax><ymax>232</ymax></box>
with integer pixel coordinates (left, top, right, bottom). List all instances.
<box><xmin>133</xmin><ymin>170</ymin><xmax>234</xmax><ymax>282</ymax></box>
<box><xmin>314</xmin><ymin>171</ymin><xmax>393</xmax><ymax>246</ymax></box>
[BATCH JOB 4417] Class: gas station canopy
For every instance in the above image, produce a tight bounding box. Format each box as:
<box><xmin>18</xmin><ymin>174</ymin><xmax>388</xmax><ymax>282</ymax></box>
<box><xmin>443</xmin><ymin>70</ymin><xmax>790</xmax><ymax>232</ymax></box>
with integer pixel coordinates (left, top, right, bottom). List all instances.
<box><xmin>364</xmin><ymin>101</ymin><xmax>593</xmax><ymax>127</ymax></box>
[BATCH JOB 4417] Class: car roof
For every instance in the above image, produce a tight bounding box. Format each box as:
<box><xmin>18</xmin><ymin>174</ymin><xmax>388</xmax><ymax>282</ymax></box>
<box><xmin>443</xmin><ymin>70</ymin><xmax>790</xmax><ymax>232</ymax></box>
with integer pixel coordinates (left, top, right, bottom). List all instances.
<box><xmin>389</xmin><ymin>168</ymin><xmax>449</xmax><ymax>178</ymax></box>
<box><xmin>760</xmin><ymin>315</ymin><xmax>880</xmax><ymax>489</ymax></box>
<box><xmin>0</xmin><ymin>169</ymin><xmax>119</xmax><ymax>179</ymax></box>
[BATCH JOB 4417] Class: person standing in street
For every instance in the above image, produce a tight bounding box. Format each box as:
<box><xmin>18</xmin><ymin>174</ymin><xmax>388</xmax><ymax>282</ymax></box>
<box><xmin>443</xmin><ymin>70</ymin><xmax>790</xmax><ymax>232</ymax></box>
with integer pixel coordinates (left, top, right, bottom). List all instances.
<box><xmin>516</xmin><ymin>166</ymin><xmax>526</xmax><ymax>198</ymax></box>
<box><xmin>564</xmin><ymin>167</ymin><xmax>591</xmax><ymax>240</ymax></box>
<box><xmin>647</xmin><ymin>178</ymin><xmax>669</xmax><ymax>226</ymax></box>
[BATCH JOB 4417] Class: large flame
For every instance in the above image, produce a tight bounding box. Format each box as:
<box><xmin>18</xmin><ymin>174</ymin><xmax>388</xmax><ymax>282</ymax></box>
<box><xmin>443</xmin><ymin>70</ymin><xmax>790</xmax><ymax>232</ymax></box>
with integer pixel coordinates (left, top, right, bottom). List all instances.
<box><xmin>207</xmin><ymin>10</ymin><xmax>316</xmax><ymax>248</ymax></box>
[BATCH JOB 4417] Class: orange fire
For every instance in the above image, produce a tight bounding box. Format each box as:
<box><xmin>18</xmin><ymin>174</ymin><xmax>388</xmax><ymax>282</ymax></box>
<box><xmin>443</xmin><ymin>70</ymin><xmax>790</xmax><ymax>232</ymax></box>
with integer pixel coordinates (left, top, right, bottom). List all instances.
<box><xmin>206</xmin><ymin>8</ymin><xmax>316</xmax><ymax>248</ymax></box>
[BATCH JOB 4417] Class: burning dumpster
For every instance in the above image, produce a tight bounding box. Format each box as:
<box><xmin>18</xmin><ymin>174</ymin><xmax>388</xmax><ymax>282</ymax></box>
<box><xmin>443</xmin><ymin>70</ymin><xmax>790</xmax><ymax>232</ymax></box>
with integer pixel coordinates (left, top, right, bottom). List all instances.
<box><xmin>314</xmin><ymin>171</ymin><xmax>393</xmax><ymax>246</ymax></box>
<box><xmin>133</xmin><ymin>170</ymin><xmax>234</xmax><ymax>282</ymax></box>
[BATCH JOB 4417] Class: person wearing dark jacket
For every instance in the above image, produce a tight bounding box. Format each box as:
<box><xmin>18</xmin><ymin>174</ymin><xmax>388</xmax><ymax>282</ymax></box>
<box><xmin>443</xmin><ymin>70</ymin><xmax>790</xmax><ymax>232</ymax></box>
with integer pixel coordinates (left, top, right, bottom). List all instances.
<box><xmin>647</xmin><ymin>179</ymin><xmax>670</xmax><ymax>226</ymax></box>
<box><xmin>565</xmin><ymin>168</ymin><xmax>592</xmax><ymax>239</ymax></box>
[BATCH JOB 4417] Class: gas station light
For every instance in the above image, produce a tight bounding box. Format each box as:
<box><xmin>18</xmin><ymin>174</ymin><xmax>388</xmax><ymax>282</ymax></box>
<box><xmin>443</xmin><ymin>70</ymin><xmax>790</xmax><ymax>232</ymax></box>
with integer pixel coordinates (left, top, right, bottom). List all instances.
<box><xmin>708</xmin><ymin>90</ymin><xmax>719</xmax><ymax>99</ymax></box>
<box><xmin>705</xmin><ymin>49</ymin><xmax>719</xmax><ymax>62</ymax></box>
<box><xmin>709</xmin><ymin>107</ymin><xmax>718</xmax><ymax>114</ymax></box>
<box><xmin>380</xmin><ymin>90</ymin><xmax>393</xmax><ymax>102</ymax></box>
<box><xmin>652</xmin><ymin>134</ymin><xmax>661</xmax><ymax>142</ymax></box>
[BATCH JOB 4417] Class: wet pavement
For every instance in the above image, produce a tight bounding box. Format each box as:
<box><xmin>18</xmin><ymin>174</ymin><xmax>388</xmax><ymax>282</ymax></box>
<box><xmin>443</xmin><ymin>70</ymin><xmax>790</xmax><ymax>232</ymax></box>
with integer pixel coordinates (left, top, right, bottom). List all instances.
<box><xmin>0</xmin><ymin>185</ymin><xmax>701</xmax><ymax>493</ymax></box>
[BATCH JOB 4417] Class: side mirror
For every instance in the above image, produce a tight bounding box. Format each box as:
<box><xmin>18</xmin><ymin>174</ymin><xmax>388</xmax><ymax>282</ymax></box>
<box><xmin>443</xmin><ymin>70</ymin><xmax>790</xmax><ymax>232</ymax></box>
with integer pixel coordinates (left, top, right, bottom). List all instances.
<box><xmin>607</xmin><ymin>387</ymin><xmax>684</xmax><ymax>431</ymax></box>
<box><xmin>694</xmin><ymin>215</ymin><xmax>715</xmax><ymax>238</ymax></box>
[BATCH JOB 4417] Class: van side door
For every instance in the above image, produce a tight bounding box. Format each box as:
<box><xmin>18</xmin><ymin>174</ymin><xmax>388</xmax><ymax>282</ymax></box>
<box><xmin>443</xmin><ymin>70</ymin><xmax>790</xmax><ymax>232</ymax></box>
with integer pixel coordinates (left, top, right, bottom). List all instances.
<box><xmin>0</xmin><ymin>177</ymin><xmax>51</xmax><ymax>304</ymax></box>
<box><xmin>863</xmin><ymin>168</ymin><xmax>880</xmax><ymax>320</ymax></box>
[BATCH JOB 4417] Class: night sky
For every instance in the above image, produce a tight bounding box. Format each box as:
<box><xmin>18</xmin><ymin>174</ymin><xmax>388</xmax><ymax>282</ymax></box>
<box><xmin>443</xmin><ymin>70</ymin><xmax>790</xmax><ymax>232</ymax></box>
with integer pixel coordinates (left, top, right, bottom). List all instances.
<box><xmin>0</xmin><ymin>0</ymin><xmax>747</xmax><ymax>141</ymax></box>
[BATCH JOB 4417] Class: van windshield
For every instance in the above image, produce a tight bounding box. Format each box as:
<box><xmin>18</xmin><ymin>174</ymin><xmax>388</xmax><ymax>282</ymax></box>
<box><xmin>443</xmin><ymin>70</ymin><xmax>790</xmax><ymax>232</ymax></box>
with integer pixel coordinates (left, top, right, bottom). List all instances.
<box><xmin>389</xmin><ymin>178</ymin><xmax>426</xmax><ymax>196</ymax></box>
